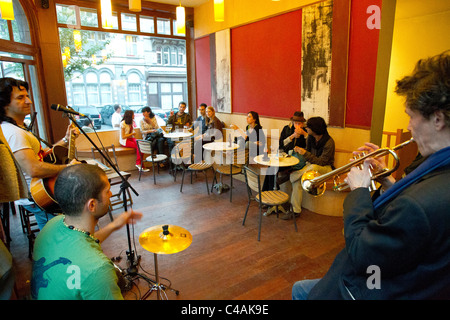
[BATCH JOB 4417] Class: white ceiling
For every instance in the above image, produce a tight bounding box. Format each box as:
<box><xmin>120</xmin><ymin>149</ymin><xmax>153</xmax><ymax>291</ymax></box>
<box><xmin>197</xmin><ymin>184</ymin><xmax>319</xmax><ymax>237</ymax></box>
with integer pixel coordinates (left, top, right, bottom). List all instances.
<box><xmin>147</xmin><ymin>0</ymin><xmax>209</xmax><ymax>8</ymax></box>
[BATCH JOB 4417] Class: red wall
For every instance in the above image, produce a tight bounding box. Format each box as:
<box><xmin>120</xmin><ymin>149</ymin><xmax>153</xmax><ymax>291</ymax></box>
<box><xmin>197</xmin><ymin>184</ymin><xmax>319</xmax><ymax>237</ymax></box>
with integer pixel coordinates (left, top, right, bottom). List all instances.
<box><xmin>231</xmin><ymin>10</ymin><xmax>303</xmax><ymax>119</ymax></box>
<box><xmin>346</xmin><ymin>0</ymin><xmax>382</xmax><ymax>128</ymax></box>
<box><xmin>195</xmin><ymin>35</ymin><xmax>212</xmax><ymax>106</ymax></box>
<box><xmin>194</xmin><ymin>1</ymin><xmax>381</xmax><ymax>128</ymax></box>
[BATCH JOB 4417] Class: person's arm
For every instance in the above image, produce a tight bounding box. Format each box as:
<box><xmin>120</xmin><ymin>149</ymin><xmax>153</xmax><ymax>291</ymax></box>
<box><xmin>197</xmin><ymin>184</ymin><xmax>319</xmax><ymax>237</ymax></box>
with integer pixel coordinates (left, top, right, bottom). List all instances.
<box><xmin>229</xmin><ymin>124</ymin><xmax>247</xmax><ymax>139</ymax></box>
<box><xmin>13</xmin><ymin>148</ymin><xmax>74</xmax><ymax>179</ymax></box>
<box><xmin>298</xmin><ymin>139</ymin><xmax>335</xmax><ymax>166</ymax></box>
<box><xmin>342</xmin><ymin>187</ymin><xmax>430</xmax><ymax>276</ymax></box>
<box><xmin>94</xmin><ymin>210</ymin><xmax>142</xmax><ymax>243</ymax></box>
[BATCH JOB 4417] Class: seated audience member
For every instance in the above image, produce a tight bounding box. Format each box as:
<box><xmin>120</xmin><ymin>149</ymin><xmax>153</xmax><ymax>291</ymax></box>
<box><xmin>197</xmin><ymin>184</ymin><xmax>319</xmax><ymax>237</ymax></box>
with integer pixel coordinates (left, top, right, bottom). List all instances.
<box><xmin>191</xmin><ymin>103</ymin><xmax>208</xmax><ymax>136</ymax></box>
<box><xmin>293</xmin><ymin>51</ymin><xmax>450</xmax><ymax>300</ymax></box>
<box><xmin>140</xmin><ymin>106</ymin><xmax>165</xmax><ymax>156</ymax></box>
<box><xmin>279</xmin><ymin>111</ymin><xmax>308</xmax><ymax>154</ymax></box>
<box><xmin>111</xmin><ymin>104</ymin><xmax>122</xmax><ymax>129</ymax></box>
<box><xmin>167</xmin><ymin>101</ymin><xmax>192</xmax><ymax>131</ymax></box>
<box><xmin>0</xmin><ymin>77</ymin><xmax>80</xmax><ymax>230</ymax></box>
<box><xmin>81</xmin><ymin>118</ymin><xmax>94</xmax><ymax>133</ymax></box>
<box><xmin>281</xmin><ymin>116</ymin><xmax>335</xmax><ymax>219</ymax></box>
<box><xmin>194</xmin><ymin>106</ymin><xmax>223</xmax><ymax>162</ymax></box>
<box><xmin>120</xmin><ymin>110</ymin><xmax>148</xmax><ymax>172</ymax></box>
<box><xmin>31</xmin><ymin>164</ymin><xmax>142</xmax><ymax>300</ymax></box>
<box><xmin>263</xmin><ymin>111</ymin><xmax>308</xmax><ymax>191</ymax></box>
<box><xmin>167</xmin><ymin>102</ymin><xmax>192</xmax><ymax>152</ymax></box>
<box><xmin>230</xmin><ymin>111</ymin><xmax>266</xmax><ymax>161</ymax></box>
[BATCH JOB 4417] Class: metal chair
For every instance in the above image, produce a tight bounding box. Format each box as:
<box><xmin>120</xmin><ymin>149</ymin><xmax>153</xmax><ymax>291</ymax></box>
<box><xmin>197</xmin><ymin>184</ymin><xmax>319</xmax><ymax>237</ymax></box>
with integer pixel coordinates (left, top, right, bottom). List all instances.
<box><xmin>242</xmin><ymin>165</ymin><xmax>297</xmax><ymax>241</ymax></box>
<box><xmin>91</xmin><ymin>145</ymin><xmax>132</xmax><ymax>220</ymax></box>
<box><xmin>172</xmin><ymin>140</ymin><xmax>213</xmax><ymax>195</ymax></box>
<box><xmin>211</xmin><ymin>146</ymin><xmax>248</xmax><ymax>202</ymax></box>
<box><xmin>136</xmin><ymin>139</ymin><xmax>168</xmax><ymax>184</ymax></box>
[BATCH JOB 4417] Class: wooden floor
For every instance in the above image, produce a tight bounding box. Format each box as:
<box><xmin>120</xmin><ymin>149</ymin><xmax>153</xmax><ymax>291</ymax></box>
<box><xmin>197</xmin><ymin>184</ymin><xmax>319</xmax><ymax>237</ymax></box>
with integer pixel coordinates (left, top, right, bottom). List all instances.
<box><xmin>8</xmin><ymin>165</ymin><xmax>345</xmax><ymax>300</ymax></box>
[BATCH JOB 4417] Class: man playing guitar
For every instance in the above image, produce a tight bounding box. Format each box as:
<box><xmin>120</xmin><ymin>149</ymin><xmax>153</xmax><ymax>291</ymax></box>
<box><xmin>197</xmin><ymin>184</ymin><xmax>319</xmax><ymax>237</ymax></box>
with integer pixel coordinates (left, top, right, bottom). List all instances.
<box><xmin>0</xmin><ymin>77</ymin><xmax>80</xmax><ymax>229</ymax></box>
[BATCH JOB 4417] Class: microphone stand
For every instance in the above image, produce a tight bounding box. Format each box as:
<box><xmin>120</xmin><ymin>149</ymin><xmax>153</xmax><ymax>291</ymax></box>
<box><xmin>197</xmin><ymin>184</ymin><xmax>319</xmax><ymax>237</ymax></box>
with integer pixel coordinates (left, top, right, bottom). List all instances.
<box><xmin>68</xmin><ymin>114</ymin><xmax>155</xmax><ymax>290</ymax></box>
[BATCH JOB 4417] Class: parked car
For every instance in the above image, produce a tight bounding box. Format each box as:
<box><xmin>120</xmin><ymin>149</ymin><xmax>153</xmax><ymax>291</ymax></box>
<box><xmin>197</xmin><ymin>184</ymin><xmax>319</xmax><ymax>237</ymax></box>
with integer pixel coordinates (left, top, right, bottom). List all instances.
<box><xmin>100</xmin><ymin>104</ymin><xmax>124</xmax><ymax>126</ymax></box>
<box><xmin>72</xmin><ymin>105</ymin><xmax>102</xmax><ymax>130</ymax></box>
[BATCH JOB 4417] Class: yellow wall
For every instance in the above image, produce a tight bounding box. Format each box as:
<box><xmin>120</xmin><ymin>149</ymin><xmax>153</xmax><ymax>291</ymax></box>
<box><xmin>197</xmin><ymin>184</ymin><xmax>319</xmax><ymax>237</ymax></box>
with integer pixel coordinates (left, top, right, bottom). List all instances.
<box><xmin>383</xmin><ymin>0</ymin><xmax>450</xmax><ymax>132</ymax></box>
<box><xmin>193</xmin><ymin>0</ymin><xmax>450</xmax><ymax>152</ymax></box>
<box><xmin>194</xmin><ymin>0</ymin><xmax>318</xmax><ymax>39</ymax></box>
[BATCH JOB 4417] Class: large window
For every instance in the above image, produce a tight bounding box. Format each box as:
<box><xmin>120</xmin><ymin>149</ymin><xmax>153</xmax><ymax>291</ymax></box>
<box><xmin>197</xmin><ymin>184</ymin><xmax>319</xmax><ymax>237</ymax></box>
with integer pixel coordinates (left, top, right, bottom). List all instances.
<box><xmin>56</xmin><ymin>2</ymin><xmax>188</xmax><ymax>131</ymax></box>
<box><xmin>0</xmin><ymin>0</ymin><xmax>46</xmax><ymax>140</ymax></box>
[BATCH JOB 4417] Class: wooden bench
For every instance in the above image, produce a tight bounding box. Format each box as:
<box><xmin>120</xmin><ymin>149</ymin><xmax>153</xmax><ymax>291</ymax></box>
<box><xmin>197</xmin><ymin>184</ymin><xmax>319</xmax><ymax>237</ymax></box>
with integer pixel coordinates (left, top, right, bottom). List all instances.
<box><xmin>75</xmin><ymin>129</ymin><xmax>143</xmax><ymax>172</ymax></box>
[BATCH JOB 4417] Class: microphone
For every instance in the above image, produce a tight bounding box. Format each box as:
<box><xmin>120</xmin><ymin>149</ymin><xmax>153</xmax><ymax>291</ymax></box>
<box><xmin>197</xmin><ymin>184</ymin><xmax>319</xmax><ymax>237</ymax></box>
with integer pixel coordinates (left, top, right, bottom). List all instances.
<box><xmin>51</xmin><ymin>104</ymin><xmax>85</xmax><ymax>117</ymax></box>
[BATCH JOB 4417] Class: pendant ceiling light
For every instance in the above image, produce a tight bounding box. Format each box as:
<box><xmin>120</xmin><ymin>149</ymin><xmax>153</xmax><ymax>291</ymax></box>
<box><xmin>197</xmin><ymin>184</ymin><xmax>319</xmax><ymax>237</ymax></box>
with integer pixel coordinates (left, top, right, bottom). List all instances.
<box><xmin>214</xmin><ymin>0</ymin><xmax>224</xmax><ymax>22</ymax></box>
<box><xmin>73</xmin><ymin>30</ymin><xmax>82</xmax><ymax>52</ymax></box>
<box><xmin>129</xmin><ymin>0</ymin><xmax>141</xmax><ymax>12</ymax></box>
<box><xmin>0</xmin><ymin>0</ymin><xmax>15</xmax><ymax>20</ymax></box>
<box><xmin>101</xmin><ymin>0</ymin><xmax>113</xmax><ymax>28</ymax></box>
<box><xmin>176</xmin><ymin>3</ymin><xmax>186</xmax><ymax>35</ymax></box>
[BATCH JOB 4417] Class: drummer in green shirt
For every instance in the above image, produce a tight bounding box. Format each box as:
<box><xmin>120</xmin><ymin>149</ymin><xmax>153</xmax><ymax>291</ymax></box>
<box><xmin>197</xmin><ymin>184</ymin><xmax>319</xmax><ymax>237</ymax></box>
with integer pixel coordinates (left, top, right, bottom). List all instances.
<box><xmin>31</xmin><ymin>164</ymin><xmax>142</xmax><ymax>300</ymax></box>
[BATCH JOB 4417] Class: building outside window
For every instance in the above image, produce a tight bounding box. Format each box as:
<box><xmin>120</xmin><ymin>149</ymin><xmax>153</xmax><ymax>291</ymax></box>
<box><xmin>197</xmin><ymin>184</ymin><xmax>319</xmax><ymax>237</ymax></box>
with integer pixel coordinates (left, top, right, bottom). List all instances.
<box><xmin>56</xmin><ymin>2</ymin><xmax>188</xmax><ymax>131</ymax></box>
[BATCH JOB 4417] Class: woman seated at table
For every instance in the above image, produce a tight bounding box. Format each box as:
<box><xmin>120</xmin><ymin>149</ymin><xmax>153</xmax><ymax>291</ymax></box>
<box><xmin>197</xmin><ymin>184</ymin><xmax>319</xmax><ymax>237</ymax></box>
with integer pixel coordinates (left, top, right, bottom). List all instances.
<box><xmin>193</xmin><ymin>106</ymin><xmax>223</xmax><ymax>162</ymax></box>
<box><xmin>140</xmin><ymin>106</ymin><xmax>165</xmax><ymax>156</ymax></box>
<box><xmin>120</xmin><ymin>110</ymin><xmax>148</xmax><ymax>172</ymax></box>
<box><xmin>230</xmin><ymin>111</ymin><xmax>266</xmax><ymax>161</ymax></box>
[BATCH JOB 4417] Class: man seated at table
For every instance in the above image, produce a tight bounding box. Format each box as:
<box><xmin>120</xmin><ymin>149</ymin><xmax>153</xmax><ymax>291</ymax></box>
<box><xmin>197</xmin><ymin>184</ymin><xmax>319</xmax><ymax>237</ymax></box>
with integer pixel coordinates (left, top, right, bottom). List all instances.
<box><xmin>191</xmin><ymin>103</ymin><xmax>208</xmax><ymax>136</ymax></box>
<box><xmin>281</xmin><ymin>116</ymin><xmax>335</xmax><ymax>219</ymax></box>
<box><xmin>263</xmin><ymin>111</ymin><xmax>308</xmax><ymax>191</ymax></box>
<box><xmin>167</xmin><ymin>101</ymin><xmax>192</xmax><ymax>131</ymax></box>
<box><xmin>279</xmin><ymin>111</ymin><xmax>308</xmax><ymax>154</ymax></box>
<box><xmin>167</xmin><ymin>102</ymin><xmax>192</xmax><ymax>152</ymax></box>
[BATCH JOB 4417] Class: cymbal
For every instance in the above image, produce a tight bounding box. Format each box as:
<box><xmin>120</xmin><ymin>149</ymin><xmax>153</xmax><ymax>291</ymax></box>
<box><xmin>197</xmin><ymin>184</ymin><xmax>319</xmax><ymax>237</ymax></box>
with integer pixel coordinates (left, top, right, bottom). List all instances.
<box><xmin>139</xmin><ymin>225</ymin><xmax>192</xmax><ymax>255</ymax></box>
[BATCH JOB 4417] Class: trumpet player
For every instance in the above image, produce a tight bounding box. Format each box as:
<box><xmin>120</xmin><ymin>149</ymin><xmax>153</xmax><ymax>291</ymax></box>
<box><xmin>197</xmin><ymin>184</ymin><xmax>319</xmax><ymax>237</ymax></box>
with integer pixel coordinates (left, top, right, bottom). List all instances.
<box><xmin>293</xmin><ymin>51</ymin><xmax>450</xmax><ymax>300</ymax></box>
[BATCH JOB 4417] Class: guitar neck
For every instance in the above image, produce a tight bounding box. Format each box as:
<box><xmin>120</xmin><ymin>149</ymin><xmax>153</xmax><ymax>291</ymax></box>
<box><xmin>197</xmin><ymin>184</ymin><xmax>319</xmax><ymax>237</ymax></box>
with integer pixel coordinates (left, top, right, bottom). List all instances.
<box><xmin>68</xmin><ymin>127</ymin><xmax>76</xmax><ymax>161</ymax></box>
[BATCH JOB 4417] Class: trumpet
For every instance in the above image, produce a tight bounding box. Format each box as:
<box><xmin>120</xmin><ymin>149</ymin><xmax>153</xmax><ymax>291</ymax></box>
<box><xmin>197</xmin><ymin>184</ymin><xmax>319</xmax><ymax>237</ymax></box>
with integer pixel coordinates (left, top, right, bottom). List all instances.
<box><xmin>301</xmin><ymin>138</ymin><xmax>416</xmax><ymax>196</ymax></box>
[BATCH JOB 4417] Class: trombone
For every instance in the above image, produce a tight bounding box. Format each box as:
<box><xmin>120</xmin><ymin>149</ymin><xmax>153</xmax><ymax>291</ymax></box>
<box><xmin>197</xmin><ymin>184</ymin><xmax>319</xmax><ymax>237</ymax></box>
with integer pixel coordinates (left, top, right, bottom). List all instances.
<box><xmin>301</xmin><ymin>138</ymin><xmax>415</xmax><ymax>196</ymax></box>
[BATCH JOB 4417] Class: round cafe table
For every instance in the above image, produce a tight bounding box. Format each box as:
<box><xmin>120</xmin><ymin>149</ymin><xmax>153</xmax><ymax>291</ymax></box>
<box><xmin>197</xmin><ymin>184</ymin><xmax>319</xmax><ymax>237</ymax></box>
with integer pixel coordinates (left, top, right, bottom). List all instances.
<box><xmin>163</xmin><ymin>131</ymin><xmax>193</xmax><ymax>139</ymax></box>
<box><xmin>203</xmin><ymin>141</ymin><xmax>239</xmax><ymax>194</ymax></box>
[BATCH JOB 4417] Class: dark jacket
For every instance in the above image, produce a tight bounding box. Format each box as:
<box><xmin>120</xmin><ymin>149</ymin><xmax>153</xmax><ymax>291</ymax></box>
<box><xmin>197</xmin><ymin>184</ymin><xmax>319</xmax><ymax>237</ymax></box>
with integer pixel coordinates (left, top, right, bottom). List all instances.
<box><xmin>304</xmin><ymin>133</ymin><xmax>335</xmax><ymax>168</ymax></box>
<box><xmin>279</xmin><ymin>124</ymin><xmax>306</xmax><ymax>153</ymax></box>
<box><xmin>308</xmin><ymin>164</ymin><xmax>450</xmax><ymax>299</ymax></box>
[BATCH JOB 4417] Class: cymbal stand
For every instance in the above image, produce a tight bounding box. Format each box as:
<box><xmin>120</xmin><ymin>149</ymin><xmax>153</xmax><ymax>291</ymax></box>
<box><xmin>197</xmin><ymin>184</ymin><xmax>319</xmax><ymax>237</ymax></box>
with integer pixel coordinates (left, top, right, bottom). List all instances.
<box><xmin>68</xmin><ymin>115</ymin><xmax>158</xmax><ymax>293</ymax></box>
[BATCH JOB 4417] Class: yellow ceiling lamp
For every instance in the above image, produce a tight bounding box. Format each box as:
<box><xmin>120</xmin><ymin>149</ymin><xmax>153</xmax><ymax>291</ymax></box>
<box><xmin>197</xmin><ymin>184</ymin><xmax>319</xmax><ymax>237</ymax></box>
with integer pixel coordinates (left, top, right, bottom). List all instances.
<box><xmin>129</xmin><ymin>0</ymin><xmax>141</xmax><ymax>12</ymax></box>
<box><xmin>176</xmin><ymin>2</ymin><xmax>186</xmax><ymax>34</ymax></box>
<box><xmin>73</xmin><ymin>30</ymin><xmax>82</xmax><ymax>52</ymax></box>
<box><xmin>101</xmin><ymin>0</ymin><xmax>113</xmax><ymax>28</ymax></box>
<box><xmin>0</xmin><ymin>0</ymin><xmax>15</xmax><ymax>20</ymax></box>
<box><xmin>214</xmin><ymin>0</ymin><xmax>224</xmax><ymax>22</ymax></box>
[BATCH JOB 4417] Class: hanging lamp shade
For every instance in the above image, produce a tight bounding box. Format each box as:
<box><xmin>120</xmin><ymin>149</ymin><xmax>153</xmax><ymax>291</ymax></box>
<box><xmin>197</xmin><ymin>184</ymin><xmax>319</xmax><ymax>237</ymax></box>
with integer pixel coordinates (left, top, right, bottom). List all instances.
<box><xmin>176</xmin><ymin>5</ymin><xmax>185</xmax><ymax>34</ymax></box>
<box><xmin>73</xmin><ymin>30</ymin><xmax>82</xmax><ymax>52</ymax></box>
<box><xmin>0</xmin><ymin>0</ymin><xmax>15</xmax><ymax>20</ymax></box>
<box><xmin>214</xmin><ymin>0</ymin><xmax>224</xmax><ymax>22</ymax></box>
<box><xmin>101</xmin><ymin>0</ymin><xmax>113</xmax><ymax>28</ymax></box>
<box><xmin>129</xmin><ymin>0</ymin><xmax>141</xmax><ymax>12</ymax></box>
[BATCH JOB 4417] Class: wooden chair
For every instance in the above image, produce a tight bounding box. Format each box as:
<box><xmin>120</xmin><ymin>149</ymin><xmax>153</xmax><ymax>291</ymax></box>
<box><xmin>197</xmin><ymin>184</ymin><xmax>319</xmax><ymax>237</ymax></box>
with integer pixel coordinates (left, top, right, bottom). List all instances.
<box><xmin>211</xmin><ymin>147</ymin><xmax>248</xmax><ymax>202</ymax></box>
<box><xmin>136</xmin><ymin>139</ymin><xmax>168</xmax><ymax>184</ymax></box>
<box><xmin>172</xmin><ymin>140</ymin><xmax>213</xmax><ymax>195</ymax></box>
<box><xmin>17</xmin><ymin>205</ymin><xmax>40</xmax><ymax>259</ymax></box>
<box><xmin>242</xmin><ymin>165</ymin><xmax>297</xmax><ymax>241</ymax></box>
<box><xmin>91</xmin><ymin>145</ymin><xmax>132</xmax><ymax>220</ymax></box>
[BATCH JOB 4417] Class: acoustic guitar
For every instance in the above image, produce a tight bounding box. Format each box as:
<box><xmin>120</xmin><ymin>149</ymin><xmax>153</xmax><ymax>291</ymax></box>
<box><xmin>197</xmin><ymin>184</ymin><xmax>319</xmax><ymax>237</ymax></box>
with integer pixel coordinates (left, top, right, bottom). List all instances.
<box><xmin>30</xmin><ymin>128</ymin><xmax>77</xmax><ymax>213</ymax></box>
